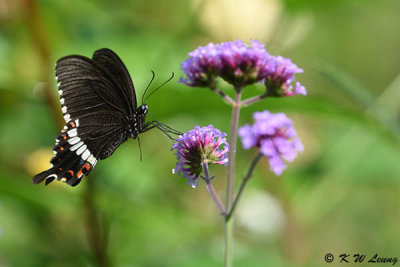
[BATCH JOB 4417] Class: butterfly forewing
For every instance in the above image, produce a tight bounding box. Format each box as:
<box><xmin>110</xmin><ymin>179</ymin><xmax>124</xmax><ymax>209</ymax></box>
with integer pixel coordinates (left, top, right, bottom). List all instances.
<box><xmin>33</xmin><ymin>50</ymin><xmax>137</xmax><ymax>186</ymax></box>
<box><xmin>56</xmin><ymin>55</ymin><xmax>132</xmax><ymax>117</ymax></box>
<box><xmin>92</xmin><ymin>48</ymin><xmax>137</xmax><ymax>110</ymax></box>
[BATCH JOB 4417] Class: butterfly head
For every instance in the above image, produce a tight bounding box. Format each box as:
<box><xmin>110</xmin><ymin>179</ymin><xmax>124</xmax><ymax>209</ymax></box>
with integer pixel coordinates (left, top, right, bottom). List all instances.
<box><xmin>138</xmin><ymin>104</ymin><xmax>148</xmax><ymax>115</ymax></box>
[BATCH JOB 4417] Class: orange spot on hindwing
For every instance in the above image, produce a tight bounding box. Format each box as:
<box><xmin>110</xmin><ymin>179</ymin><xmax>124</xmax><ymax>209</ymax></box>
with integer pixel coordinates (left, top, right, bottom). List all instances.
<box><xmin>77</xmin><ymin>163</ymin><xmax>91</xmax><ymax>179</ymax></box>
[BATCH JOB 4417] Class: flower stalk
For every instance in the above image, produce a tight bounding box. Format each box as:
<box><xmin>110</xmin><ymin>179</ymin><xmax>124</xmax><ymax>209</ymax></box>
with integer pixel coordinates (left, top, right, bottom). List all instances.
<box><xmin>226</xmin><ymin>152</ymin><xmax>263</xmax><ymax>220</ymax></box>
<box><xmin>201</xmin><ymin>162</ymin><xmax>226</xmax><ymax>215</ymax></box>
<box><xmin>226</xmin><ymin>89</ymin><xmax>242</xmax><ymax>210</ymax></box>
<box><xmin>210</xmin><ymin>83</ymin><xmax>235</xmax><ymax>105</ymax></box>
<box><xmin>240</xmin><ymin>93</ymin><xmax>268</xmax><ymax>106</ymax></box>
<box><xmin>224</xmin><ymin>89</ymin><xmax>241</xmax><ymax>267</ymax></box>
<box><xmin>224</xmin><ymin>218</ymin><xmax>233</xmax><ymax>267</ymax></box>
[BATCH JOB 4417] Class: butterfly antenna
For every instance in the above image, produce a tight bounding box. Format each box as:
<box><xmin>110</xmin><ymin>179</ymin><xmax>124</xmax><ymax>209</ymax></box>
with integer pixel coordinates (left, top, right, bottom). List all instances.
<box><xmin>138</xmin><ymin>135</ymin><xmax>143</xmax><ymax>161</ymax></box>
<box><xmin>143</xmin><ymin>72</ymin><xmax>174</xmax><ymax>104</ymax></box>
<box><xmin>141</xmin><ymin>70</ymin><xmax>156</xmax><ymax>104</ymax></box>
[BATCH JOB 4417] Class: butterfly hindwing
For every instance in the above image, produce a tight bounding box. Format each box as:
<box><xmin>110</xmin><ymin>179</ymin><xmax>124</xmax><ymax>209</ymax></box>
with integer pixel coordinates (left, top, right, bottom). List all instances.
<box><xmin>33</xmin><ymin>113</ymin><xmax>129</xmax><ymax>186</ymax></box>
<box><xmin>33</xmin><ymin>120</ymin><xmax>97</xmax><ymax>186</ymax></box>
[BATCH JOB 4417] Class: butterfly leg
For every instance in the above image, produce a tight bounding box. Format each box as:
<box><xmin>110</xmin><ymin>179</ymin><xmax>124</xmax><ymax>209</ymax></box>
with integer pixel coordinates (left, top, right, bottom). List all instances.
<box><xmin>141</xmin><ymin>121</ymin><xmax>157</xmax><ymax>133</ymax></box>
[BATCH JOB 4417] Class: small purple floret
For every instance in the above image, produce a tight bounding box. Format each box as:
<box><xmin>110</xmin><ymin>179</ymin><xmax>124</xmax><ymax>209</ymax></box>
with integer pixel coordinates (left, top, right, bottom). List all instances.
<box><xmin>172</xmin><ymin>125</ymin><xmax>229</xmax><ymax>188</ymax></box>
<box><xmin>264</xmin><ymin>56</ymin><xmax>306</xmax><ymax>97</ymax></box>
<box><xmin>238</xmin><ymin>111</ymin><xmax>304</xmax><ymax>176</ymax></box>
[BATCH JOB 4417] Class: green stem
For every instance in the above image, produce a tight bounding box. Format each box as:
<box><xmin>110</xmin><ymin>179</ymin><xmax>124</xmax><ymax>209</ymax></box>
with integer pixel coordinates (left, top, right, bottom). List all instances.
<box><xmin>23</xmin><ymin>0</ymin><xmax>64</xmax><ymax>129</ymax></box>
<box><xmin>226</xmin><ymin>152</ymin><xmax>263</xmax><ymax>220</ymax></box>
<box><xmin>226</xmin><ymin>90</ymin><xmax>242</xmax><ymax>209</ymax></box>
<box><xmin>224</xmin><ymin>89</ymin><xmax>242</xmax><ymax>267</ymax></box>
<box><xmin>209</xmin><ymin>83</ymin><xmax>235</xmax><ymax>105</ymax></box>
<box><xmin>224</xmin><ymin>218</ymin><xmax>233</xmax><ymax>267</ymax></box>
<box><xmin>84</xmin><ymin>177</ymin><xmax>111</xmax><ymax>267</ymax></box>
<box><xmin>240</xmin><ymin>93</ymin><xmax>268</xmax><ymax>106</ymax></box>
<box><xmin>201</xmin><ymin>162</ymin><xmax>226</xmax><ymax>215</ymax></box>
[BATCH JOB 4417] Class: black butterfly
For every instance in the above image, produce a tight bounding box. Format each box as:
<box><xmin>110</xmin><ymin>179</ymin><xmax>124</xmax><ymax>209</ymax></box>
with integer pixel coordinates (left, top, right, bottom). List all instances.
<box><xmin>33</xmin><ymin>48</ymin><xmax>179</xmax><ymax>187</ymax></box>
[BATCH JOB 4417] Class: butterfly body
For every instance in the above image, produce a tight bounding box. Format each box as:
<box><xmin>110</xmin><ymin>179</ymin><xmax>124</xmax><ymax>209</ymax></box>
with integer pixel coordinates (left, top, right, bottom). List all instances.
<box><xmin>33</xmin><ymin>49</ymin><xmax>153</xmax><ymax>187</ymax></box>
<box><xmin>127</xmin><ymin>104</ymin><xmax>148</xmax><ymax>138</ymax></box>
<box><xmin>99</xmin><ymin>104</ymin><xmax>148</xmax><ymax>159</ymax></box>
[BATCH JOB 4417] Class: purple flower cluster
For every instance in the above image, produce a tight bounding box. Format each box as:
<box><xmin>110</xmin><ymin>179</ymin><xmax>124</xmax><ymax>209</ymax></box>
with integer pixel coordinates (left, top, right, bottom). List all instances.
<box><xmin>172</xmin><ymin>125</ymin><xmax>229</xmax><ymax>188</ymax></box>
<box><xmin>180</xmin><ymin>40</ymin><xmax>306</xmax><ymax>96</ymax></box>
<box><xmin>180</xmin><ymin>40</ymin><xmax>270</xmax><ymax>88</ymax></box>
<box><xmin>239</xmin><ymin>111</ymin><xmax>303</xmax><ymax>176</ymax></box>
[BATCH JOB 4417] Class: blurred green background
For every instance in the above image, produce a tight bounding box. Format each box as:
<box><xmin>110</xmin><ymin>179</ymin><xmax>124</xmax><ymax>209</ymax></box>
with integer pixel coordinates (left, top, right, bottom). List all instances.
<box><xmin>1</xmin><ymin>0</ymin><xmax>400</xmax><ymax>266</ymax></box>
